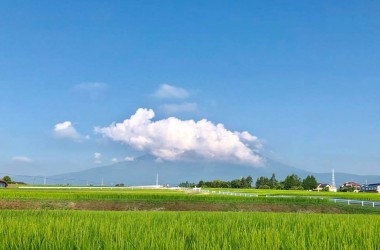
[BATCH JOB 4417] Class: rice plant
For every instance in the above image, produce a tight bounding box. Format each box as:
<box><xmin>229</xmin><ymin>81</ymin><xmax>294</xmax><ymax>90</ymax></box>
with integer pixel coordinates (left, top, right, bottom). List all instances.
<box><xmin>0</xmin><ymin>210</ymin><xmax>379</xmax><ymax>250</ymax></box>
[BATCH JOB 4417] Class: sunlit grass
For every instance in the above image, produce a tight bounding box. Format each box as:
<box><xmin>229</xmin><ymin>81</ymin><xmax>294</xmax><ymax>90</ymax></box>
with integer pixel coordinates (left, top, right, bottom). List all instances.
<box><xmin>0</xmin><ymin>210</ymin><xmax>379</xmax><ymax>249</ymax></box>
<box><xmin>206</xmin><ymin>188</ymin><xmax>380</xmax><ymax>201</ymax></box>
<box><xmin>0</xmin><ymin>188</ymin><xmax>331</xmax><ymax>204</ymax></box>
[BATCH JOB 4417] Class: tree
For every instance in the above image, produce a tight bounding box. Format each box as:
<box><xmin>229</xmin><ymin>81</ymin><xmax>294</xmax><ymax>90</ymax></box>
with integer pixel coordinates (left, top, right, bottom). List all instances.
<box><xmin>276</xmin><ymin>182</ymin><xmax>285</xmax><ymax>190</ymax></box>
<box><xmin>269</xmin><ymin>173</ymin><xmax>278</xmax><ymax>189</ymax></box>
<box><xmin>211</xmin><ymin>180</ymin><xmax>230</xmax><ymax>188</ymax></box>
<box><xmin>179</xmin><ymin>181</ymin><xmax>196</xmax><ymax>188</ymax></box>
<box><xmin>283</xmin><ymin>174</ymin><xmax>302</xmax><ymax>190</ymax></box>
<box><xmin>231</xmin><ymin>179</ymin><xmax>242</xmax><ymax>188</ymax></box>
<box><xmin>198</xmin><ymin>180</ymin><xmax>205</xmax><ymax>187</ymax></box>
<box><xmin>255</xmin><ymin>176</ymin><xmax>270</xmax><ymax>189</ymax></box>
<box><xmin>302</xmin><ymin>175</ymin><xmax>318</xmax><ymax>190</ymax></box>
<box><xmin>240</xmin><ymin>176</ymin><xmax>253</xmax><ymax>188</ymax></box>
<box><xmin>246</xmin><ymin>176</ymin><xmax>253</xmax><ymax>185</ymax></box>
<box><xmin>2</xmin><ymin>176</ymin><xmax>11</xmax><ymax>183</ymax></box>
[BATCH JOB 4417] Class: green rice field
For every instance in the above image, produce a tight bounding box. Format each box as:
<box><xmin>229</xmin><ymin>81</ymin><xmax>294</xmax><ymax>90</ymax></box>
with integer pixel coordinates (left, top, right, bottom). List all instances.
<box><xmin>0</xmin><ymin>188</ymin><xmax>329</xmax><ymax>204</ymax></box>
<box><xmin>0</xmin><ymin>210</ymin><xmax>379</xmax><ymax>249</ymax></box>
<box><xmin>207</xmin><ymin>188</ymin><xmax>380</xmax><ymax>201</ymax></box>
<box><xmin>1</xmin><ymin>188</ymin><xmax>379</xmax><ymax>249</ymax></box>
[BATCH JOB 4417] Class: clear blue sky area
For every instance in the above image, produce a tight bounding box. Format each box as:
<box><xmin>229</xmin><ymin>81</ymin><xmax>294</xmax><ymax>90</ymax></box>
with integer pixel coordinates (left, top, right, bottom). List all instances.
<box><xmin>0</xmin><ymin>1</ymin><xmax>379</xmax><ymax>175</ymax></box>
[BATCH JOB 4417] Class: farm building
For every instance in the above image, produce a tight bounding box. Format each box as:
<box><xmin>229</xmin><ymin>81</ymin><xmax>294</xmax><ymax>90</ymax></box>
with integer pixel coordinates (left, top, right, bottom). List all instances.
<box><xmin>340</xmin><ymin>181</ymin><xmax>361</xmax><ymax>191</ymax></box>
<box><xmin>315</xmin><ymin>183</ymin><xmax>337</xmax><ymax>192</ymax></box>
<box><xmin>361</xmin><ymin>183</ymin><xmax>380</xmax><ymax>193</ymax></box>
<box><xmin>0</xmin><ymin>180</ymin><xmax>8</xmax><ymax>188</ymax></box>
<box><xmin>315</xmin><ymin>183</ymin><xmax>330</xmax><ymax>192</ymax></box>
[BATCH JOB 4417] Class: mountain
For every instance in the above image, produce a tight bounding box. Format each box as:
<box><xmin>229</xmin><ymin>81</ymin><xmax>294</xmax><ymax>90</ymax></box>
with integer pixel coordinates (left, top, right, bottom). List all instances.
<box><xmin>50</xmin><ymin>155</ymin><xmax>380</xmax><ymax>186</ymax></box>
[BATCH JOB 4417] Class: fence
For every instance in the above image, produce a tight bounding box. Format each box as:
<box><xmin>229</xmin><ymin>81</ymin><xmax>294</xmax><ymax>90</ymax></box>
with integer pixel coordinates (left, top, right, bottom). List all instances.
<box><xmin>332</xmin><ymin>198</ymin><xmax>380</xmax><ymax>208</ymax></box>
<box><xmin>182</xmin><ymin>189</ymin><xmax>380</xmax><ymax>208</ymax></box>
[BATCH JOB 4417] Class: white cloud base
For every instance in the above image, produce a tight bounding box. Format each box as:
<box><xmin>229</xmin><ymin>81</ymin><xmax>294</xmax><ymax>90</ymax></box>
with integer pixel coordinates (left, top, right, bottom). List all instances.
<box><xmin>95</xmin><ymin>108</ymin><xmax>263</xmax><ymax>166</ymax></box>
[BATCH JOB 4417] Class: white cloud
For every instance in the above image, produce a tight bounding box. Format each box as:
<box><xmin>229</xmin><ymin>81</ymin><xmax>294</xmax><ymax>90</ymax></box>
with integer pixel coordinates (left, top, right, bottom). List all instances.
<box><xmin>74</xmin><ymin>82</ymin><xmax>108</xmax><ymax>98</ymax></box>
<box><xmin>94</xmin><ymin>152</ymin><xmax>102</xmax><ymax>164</ymax></box>
<box><xmin>95</xmin><ymin>108</ymin><xmax>263</xmax><ymax>166</ymax></box>
<box><xmin>12</xmin><ymin>156</ymin><xmax>34</xmax><ymax>163</ymax></box>
<box><xmin>110</xmin><ymin>156</ymin><xmax>134</xmax><ymax>163</ymax></box>
<box><xmin>124</xmin><ymin>156</ymin><xmax>135</xmax><ymax>162</ymax></box>
<box><xmin>53</xmin><ymin>121</ymin><xmax>87</xmax><ymax>142</ymax></box>
<box><xmin>74</xmin><ymin>82</ymin><xmax>108</xmax><ymax>91</ymax></box>
<box><xmin>153</xmin><ymin>84</ymin><xmax>189</xmax><ymax>99</ymax></box>
<box><xmin>160</xmin><ymin>102</ymin><xmax>198</xmax><ymax>114</ymax></box>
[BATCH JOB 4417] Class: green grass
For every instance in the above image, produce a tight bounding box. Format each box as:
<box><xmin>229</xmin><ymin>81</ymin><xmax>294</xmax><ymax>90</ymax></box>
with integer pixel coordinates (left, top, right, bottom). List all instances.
<box><xmin>0</xmin><ymin>189</ymin><xmax>329</xmax><ymax>204</ymax></box>
<box><xmin>207</xmin><ymin>188</ymin><xmax>380</xmax><ymax>201</ymax></box>
<box><xmin>0</xmin><ymin>210</ymin><xmax>379</xmax><ymax>249</ymax></box>
<box><xmin>1</xmin><ymin>188</ymin><xmax>379</xmax><ymax>211</ymax></box>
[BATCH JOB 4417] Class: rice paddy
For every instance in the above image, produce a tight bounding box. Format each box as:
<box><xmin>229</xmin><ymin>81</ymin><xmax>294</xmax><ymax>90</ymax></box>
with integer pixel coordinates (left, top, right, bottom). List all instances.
<box><xmin>0</xmin><ymin>210</ymin><xmax>379</xmax><ymax>250</ymax></box>
<box><xmin>207</xmin><ymin>188</ymin><xmax>380</xmax><ymax>201</ymax></box>
<box><xmin>1</xmin><ymin>187</ymin><xmax>379</xmax><ymax>249</ymax></box>
<box><xmin>0</xmin><ymin>188</ymin><xmax>330</xmax><ymax>203</ymax></box>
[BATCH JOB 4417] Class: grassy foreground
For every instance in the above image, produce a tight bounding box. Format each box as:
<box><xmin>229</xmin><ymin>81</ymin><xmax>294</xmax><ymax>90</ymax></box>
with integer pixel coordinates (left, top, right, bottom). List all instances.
<box><xmin>0</xmin><ymin>210</ymin><xmax>379</xmax><ymax>250</ymax></box>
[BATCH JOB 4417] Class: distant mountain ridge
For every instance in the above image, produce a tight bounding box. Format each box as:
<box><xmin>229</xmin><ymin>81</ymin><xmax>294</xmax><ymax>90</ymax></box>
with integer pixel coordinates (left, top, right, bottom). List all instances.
<box><xmin>50</xmin><ymin>155</ymin><xmax>380</xmax><ymax>186</ymax></box>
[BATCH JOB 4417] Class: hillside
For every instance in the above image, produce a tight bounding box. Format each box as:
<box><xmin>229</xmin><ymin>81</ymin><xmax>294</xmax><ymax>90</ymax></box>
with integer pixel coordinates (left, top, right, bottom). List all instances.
<box><xmin>50</xmin><ymin>155</ymin><xmax>380</xmax><ymax>186</ymax></box>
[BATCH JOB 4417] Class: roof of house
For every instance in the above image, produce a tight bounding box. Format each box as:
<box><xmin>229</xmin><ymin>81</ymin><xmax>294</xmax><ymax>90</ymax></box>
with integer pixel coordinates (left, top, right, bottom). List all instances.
<box><xmin>317</xmin><ymin>183</ymin><xmax>330</xmax><ymax>187</ymax></box>
<box><xmin>0</xmin><ymin>180</ymin><xmax>8</xmax><ymax>187</ymax></box>
<box><xmin>342</xmin><ymin>181</ymin><xmax>361</xmax><ymax>186</ymax></box>
<box><xmin>367</xmin><ymin>183</ymin><xmax>380</xmax><ymax>187</ymax></box>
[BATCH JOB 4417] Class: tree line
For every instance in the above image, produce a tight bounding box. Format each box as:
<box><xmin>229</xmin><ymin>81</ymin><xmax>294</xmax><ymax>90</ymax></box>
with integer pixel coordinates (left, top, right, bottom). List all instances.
<box><xmin>179</xmin><ymin>176</ymin><xmax>253</xmax><ymax>189</ymax></box>
<box><xmin>179</xmin><ymin>174</ymin><xmax>318</xmax><ymax>190</ymax></box>
<box><xmin>255</xmin><ymin>174</ymin><xmax>318</xmax><ymax>190</ymax></box>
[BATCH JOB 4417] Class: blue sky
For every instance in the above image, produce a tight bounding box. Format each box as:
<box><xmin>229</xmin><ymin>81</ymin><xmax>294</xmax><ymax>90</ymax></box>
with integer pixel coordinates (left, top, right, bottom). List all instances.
<box><xmin>0</xmin><ymin>1</ymin><xmax>379</xmax><ymax>176</ymax></box>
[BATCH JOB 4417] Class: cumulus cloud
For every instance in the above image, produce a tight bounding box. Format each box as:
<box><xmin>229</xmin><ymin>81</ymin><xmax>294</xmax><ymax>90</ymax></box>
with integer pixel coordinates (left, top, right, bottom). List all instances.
<box><xmin>94</xmin><ymin>152</ymin><xmax>102</xmax><ymax>164</ymax></box>
<box><xmin>160</xmin><ymin>102</ymin><xmax>198</xmax><ymax>114</ymax></box>
<box><xmin>153</xmin><ymin>84</ymin><xmax>189</xmax><ymax>99</ymax></box>
<box><xmin>53</xmin><ymin>121</ymin><xmax>87</xmax><ymax>142</ymax></box>
<box><xmin>12</xmin><ymin>156</ymin><xmax>34</xmax><ymax>163</ymax></box>
<box><xmin>95</xmin><ymin>108</ymin><xmax>263</xmax><ymax>165</ymax></box>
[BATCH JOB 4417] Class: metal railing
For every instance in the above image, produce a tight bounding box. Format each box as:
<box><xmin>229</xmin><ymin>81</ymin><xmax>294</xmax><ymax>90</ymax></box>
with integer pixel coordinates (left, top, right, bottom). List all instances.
<box><xmin>332</xmin><ymin>198</ymin><xmax>380</xmax><ymax>208</ymax></box>
<box><xmin>180</xmin><ymin>189</ymin><xmax>380</xmax><ymax>208</ymax></box>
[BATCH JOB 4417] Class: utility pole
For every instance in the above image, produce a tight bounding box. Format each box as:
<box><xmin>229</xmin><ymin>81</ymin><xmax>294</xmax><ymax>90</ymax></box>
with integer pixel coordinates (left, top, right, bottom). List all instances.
<box><xmin>156</xmin><ymin>173</ymin><xmax>159</xmax><ymax>186</ymax></box>
<box><xmin>332</xmin><ymin>168</ymin><xmax>336</xmax><ymax>187</ymax></box>
<box><xmin>44</xmin><ymin>176</ymin><xmax>47</xmax><ymax>185</ymax></box>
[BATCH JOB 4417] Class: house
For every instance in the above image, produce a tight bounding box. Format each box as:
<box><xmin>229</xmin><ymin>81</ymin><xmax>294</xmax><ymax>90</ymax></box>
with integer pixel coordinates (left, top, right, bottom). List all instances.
<box><xmin>361</xmin><ymin>183</ymin><xmax>380</xmax><ymax>193</ymax></box>
<box><xmin>340</xmin><ymin>181</ymin><xmax>361</xmax><ymax>192</ymax></box>
<box><xmin>315</xmin><ymin>183</ymin><xmax>330</xmax><ymax>192</ymax></box>
<box><xmin>0</xmin><ymin>180</ymin><xmax>8</xmax><ymax>188</ymax></box>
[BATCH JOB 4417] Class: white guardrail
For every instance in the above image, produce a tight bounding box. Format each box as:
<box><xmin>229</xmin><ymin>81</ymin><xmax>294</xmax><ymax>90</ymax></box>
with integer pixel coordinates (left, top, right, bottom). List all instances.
<box><xmin>180</xmin><ymin>188</ymin><xmax>380</xmax><ymax>208</ymax></box>
<box><xmin>332</xmin><ymin>199</ymin><xmax>380</xmax><ymax>208</ymax></box>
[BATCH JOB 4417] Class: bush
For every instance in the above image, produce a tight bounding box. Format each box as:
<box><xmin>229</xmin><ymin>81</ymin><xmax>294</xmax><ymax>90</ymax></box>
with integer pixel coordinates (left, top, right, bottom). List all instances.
<box><xmin>259</xmin><ymin>185</ymin><xmax>271</xmax><ymax>189</ymax></box>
